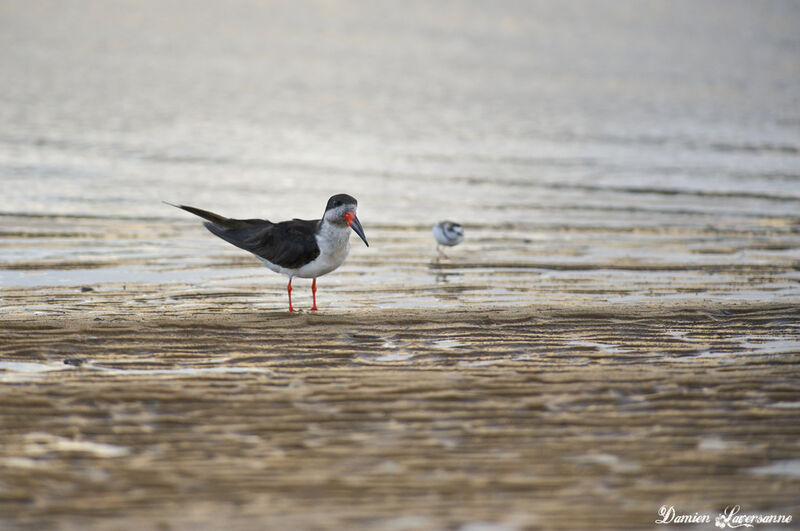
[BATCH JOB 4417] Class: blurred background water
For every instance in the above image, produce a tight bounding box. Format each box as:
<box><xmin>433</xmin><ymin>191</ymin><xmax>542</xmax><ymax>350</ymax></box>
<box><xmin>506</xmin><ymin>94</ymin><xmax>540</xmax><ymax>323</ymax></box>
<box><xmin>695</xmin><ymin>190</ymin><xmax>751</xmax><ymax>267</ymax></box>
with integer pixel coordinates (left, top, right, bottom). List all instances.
<box><xmin>1</xmin><ymin>0</ymin><xmax>799</xmax><ymax>307</ymax></box>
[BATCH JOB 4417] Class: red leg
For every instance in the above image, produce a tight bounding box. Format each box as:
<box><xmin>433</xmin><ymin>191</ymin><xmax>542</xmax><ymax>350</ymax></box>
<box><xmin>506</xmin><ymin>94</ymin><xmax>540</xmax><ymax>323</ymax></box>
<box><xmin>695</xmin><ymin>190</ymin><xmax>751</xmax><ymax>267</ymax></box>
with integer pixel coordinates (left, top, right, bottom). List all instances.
<box><xmin>311</xmin><ymin>278</ymin><xmax>318</xmax><ymax>311</ymax></box>
<box><xmin>287</xmin><ymin>278</ymin><xmax>295</xmax><ymax>312</ymax></box>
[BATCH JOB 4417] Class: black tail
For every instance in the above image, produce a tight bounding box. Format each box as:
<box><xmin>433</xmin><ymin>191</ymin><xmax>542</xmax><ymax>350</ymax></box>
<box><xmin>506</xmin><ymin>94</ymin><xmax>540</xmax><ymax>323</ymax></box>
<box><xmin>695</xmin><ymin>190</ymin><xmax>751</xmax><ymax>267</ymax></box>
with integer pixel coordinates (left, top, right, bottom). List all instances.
<box><xmin>164</xmin><ymin>201</ymin><xmax>235</xmax><ymax>228</ymax></box>
<box><xmin>165</xmin><ymin>201</ymin><xmax>275</xmax><ymax>255</ymax></box>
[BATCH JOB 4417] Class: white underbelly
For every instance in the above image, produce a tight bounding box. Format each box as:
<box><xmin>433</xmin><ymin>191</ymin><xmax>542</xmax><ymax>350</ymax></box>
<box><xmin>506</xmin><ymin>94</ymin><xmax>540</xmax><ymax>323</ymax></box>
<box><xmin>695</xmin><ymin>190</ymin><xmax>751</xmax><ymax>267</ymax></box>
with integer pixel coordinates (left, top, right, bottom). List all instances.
<box><xmin>255</xmin><ymin>229</ymin><xmax>351</xmax><ymax>279</ymax></box>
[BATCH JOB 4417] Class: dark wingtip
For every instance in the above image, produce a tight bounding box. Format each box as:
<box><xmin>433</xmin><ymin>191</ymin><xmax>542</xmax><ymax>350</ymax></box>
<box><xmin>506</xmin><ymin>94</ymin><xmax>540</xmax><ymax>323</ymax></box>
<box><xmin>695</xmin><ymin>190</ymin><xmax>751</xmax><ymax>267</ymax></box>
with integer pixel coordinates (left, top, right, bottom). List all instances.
<box><xmin>164</xmin><ymin>202</ymin><xmax>231</xmax><ymax>226</ymax></box>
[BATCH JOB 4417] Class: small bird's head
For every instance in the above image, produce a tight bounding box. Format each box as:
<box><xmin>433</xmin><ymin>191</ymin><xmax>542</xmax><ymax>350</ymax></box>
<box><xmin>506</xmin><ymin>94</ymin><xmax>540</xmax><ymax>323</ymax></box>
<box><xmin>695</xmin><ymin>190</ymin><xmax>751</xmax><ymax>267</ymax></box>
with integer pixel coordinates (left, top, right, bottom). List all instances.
<box><xmin>324</xmin><ymin>194</ymin><xmax>369</xmax><ymax>247</ymax></box>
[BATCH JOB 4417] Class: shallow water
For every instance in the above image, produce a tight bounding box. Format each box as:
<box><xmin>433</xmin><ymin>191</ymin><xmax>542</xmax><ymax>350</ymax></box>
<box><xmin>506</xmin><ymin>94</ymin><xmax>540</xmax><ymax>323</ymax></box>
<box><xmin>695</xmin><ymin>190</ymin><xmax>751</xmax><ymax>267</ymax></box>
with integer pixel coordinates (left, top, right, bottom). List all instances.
<box><xmin>1</xmin><ymin>1</ymin><xmax>800</xmax><ymax>529</ymax></box>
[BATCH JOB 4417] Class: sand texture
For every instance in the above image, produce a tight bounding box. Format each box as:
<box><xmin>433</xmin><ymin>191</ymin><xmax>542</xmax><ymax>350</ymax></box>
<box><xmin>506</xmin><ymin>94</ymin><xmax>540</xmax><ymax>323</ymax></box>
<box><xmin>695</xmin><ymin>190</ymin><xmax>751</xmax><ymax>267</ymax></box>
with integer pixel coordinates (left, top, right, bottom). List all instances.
<box><xmin>1</xmin><ymin>289</ymin><xmax>799</xmax><ymax>529</ymax></box>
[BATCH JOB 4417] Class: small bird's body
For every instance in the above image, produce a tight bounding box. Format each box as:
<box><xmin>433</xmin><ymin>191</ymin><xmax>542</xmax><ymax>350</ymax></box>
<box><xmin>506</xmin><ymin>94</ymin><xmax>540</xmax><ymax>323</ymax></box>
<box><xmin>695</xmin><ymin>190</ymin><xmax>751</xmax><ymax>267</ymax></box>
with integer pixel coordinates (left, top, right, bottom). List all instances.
<box><xmin>433</xmin><ymin>220</ymin><xmax>464</xmax><ymax>256</ymax></box>
<box><xmin>169</xmin><ymin>194</ymin><xmax>368</xmax><ymax>312</ymax></box>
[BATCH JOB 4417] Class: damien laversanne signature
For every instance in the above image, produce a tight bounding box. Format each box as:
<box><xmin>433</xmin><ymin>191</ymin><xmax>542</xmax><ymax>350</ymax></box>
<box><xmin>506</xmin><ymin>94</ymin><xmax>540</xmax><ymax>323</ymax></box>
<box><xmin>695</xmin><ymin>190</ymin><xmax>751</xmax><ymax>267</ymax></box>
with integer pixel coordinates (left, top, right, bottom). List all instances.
<box><xmin>656</xmin><ymin>505</ymin><xmax>793</xmax><ymax>528</ymax></box>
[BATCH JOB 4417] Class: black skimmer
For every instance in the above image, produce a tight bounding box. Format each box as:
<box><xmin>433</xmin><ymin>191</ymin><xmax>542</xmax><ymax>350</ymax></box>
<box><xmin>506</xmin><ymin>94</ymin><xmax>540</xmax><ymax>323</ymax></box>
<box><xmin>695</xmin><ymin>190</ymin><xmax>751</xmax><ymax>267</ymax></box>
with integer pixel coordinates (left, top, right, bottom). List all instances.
<box><xmin>432</xmin><ymin>220</ymin><xmax>464</xmax><ymax>256</ymax></box>
<box><xmin>168</xmin><ymin>194</ymin><xmax>368</xmax><ymax>312</ymax></box>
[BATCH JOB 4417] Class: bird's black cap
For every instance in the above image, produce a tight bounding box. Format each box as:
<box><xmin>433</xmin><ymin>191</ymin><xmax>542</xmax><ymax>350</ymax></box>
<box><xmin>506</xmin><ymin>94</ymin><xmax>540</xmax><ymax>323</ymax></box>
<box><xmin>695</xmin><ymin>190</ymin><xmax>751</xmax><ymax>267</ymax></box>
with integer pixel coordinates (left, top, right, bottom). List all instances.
<box><xmin>325</xmin><ymin>194</ymin><xmax>358</xmax><ymax>211</ymax></box>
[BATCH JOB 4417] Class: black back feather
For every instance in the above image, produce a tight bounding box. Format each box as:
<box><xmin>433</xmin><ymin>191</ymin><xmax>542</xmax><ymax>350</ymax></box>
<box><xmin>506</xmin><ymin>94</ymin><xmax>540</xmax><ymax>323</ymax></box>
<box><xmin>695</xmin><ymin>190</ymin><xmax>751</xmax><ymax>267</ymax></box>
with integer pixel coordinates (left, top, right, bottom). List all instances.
<box><xmin>171</xmin><ymin>203</ymin><xmax>321</xmax><ymax>269</ymax></box>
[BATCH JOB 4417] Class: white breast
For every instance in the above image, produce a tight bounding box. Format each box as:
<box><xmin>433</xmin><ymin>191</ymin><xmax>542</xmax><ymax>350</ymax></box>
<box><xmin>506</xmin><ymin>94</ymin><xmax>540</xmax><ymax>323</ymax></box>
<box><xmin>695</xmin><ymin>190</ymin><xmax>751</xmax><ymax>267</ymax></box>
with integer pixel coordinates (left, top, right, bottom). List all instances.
<box><xmin>256</xmin><ymin>222</ymin><xmax>350</xmax><ymax>280</ymax></box>
<box><xmin>296</xmin><ymin>226</ymin><xmax>351</xmax><ymax>278</ymax></box>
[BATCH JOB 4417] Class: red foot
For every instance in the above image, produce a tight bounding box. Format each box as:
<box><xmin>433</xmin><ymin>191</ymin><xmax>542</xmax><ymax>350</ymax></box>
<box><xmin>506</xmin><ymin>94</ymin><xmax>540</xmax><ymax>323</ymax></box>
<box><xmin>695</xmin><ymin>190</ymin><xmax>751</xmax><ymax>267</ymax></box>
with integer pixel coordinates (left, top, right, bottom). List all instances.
<box><xmin>287</xmin><ymin>278</ymin><xmax>295</xmax><ymax>313</ymax></box>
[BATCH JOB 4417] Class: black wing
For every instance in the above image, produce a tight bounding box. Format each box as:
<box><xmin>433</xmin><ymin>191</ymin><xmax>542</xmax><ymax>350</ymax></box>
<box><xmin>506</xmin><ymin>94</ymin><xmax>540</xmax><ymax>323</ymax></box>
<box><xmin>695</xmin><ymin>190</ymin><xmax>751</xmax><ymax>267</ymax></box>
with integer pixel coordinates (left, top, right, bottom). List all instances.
<box><xmin>171</xmin><ymin>204</ymin><xmax>321</xmax><ymax>269</ymax></box>
<box><xmin>207</xmin><ymin>218</ymin><xmax>321</xmax><ymax>269</ymax></box>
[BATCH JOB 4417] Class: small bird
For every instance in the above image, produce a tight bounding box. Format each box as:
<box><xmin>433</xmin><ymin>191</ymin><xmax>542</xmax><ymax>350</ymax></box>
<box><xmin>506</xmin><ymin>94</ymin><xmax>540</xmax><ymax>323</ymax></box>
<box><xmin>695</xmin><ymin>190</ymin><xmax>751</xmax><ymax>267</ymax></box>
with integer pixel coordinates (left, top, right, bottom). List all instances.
<box><xmin>432</xmin><ymin>220</ymin><xmax>464</xmax><ymax>256</ymax></box>
<box><xmin>167</xmin><ymin>194</ymin><xmax>368</xmax><ymax>312</ymax></box>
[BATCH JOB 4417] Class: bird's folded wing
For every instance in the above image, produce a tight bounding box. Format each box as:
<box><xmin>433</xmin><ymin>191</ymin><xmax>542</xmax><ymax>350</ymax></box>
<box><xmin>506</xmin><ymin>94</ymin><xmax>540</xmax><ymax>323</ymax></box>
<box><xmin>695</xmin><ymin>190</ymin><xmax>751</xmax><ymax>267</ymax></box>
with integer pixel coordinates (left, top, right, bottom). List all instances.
<box><xmin>204</xmin><ymin>219</ymin><xmax>321</xmax><ymax>269</ymax></box>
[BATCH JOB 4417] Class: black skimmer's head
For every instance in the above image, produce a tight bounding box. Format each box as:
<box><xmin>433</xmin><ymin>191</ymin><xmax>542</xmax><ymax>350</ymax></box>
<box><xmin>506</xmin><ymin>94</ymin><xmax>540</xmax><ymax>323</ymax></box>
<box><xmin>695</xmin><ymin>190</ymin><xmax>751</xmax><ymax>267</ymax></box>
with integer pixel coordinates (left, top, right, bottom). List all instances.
<box><xmin>166</xmin><ymin>193</ymin><xmax>369</xmax><ymax>312</ymax></box>
<box><xmin>323</xmin><ymin>193</ymin><xmax>369</xmax><ymax>247</ymax></box>
<box><xmin>433</xmin><ymin>220</ymin><xmax>464</xmax><ymax>247</ymax></box>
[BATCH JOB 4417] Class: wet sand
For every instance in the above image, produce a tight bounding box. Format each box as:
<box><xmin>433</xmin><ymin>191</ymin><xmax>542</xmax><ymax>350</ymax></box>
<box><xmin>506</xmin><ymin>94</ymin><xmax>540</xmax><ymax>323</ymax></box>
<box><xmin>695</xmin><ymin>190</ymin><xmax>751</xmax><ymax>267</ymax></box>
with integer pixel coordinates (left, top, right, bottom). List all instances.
<box><xmin>1</xmin><ymin>207</ymin><xmax>800</xmax><ymax>530</ymax></box>
<box><xmin>1</xmin><ymin>284</ymin><xmax>799</xmax><ymax>529</ymax></box>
